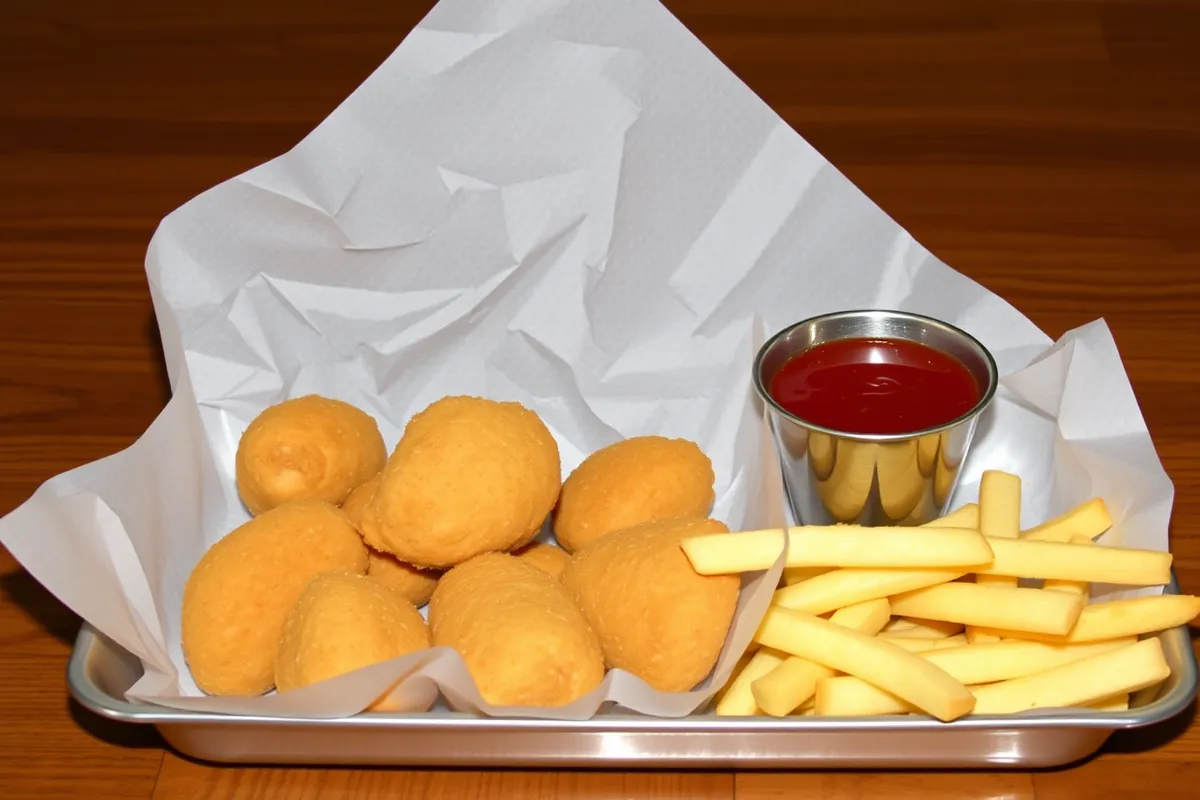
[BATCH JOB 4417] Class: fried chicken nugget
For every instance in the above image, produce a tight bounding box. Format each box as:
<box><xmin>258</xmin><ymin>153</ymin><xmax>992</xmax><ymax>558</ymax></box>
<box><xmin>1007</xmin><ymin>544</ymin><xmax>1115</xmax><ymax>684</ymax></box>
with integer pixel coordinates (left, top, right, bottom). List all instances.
<box><xmin>275</xmin><ymin>571</ymin><xmax>431</xmax><ymax>693</ymax></box>
<box><xmin>236</xmin><ymin>395</ymin><xmax>387</xmax><ymax>515</ymax></box>
<box><xmin>367</xmin><ymin>550</ymin><xmax>441</xmax><ymax>607</ymax></box>
<box><xmin>429</xmin><ymin>552</ymin><xmax>604</xmax><ymax>707</ymax></box>
<box><xmin>360</xmin><ymin>396</ymin><xmax>561</xmax><ymax>569</ymax></box>
<box><xmin>343</xmin><ymin>474</ymin><xmax>441</xmax><ymax>605</ymax></box>
<box><xmin>511</xmin><ymin>540</ymin><xmax>570</xmax><ymax>578</ymax></box>
<box><xmin>561</xmin><ymin>516</ymin><xmax>739</xmax><ymax>692</ymax></box>
<box><xmin>182</xmin><ymin>501</ymin><xmax>368</xmax><ymax>696</ymax></box>
<box><xmin>553</xmin><ymin>436</ymin><xmax>715</xmax><ymax>552</ymax></box>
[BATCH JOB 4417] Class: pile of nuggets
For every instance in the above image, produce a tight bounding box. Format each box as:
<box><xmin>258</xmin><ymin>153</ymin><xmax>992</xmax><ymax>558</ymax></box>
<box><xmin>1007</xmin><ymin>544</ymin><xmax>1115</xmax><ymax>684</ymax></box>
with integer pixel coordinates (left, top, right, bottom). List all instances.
<box><xmin>182</xmin><ymin>394</ymin><xmax>739</xmax><ymax>708</ymax></box>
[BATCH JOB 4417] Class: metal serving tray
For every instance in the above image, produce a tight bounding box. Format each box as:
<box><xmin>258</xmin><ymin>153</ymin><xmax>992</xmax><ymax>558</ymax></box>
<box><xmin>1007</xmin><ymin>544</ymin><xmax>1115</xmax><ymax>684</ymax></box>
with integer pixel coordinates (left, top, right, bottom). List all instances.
<box><xmin>67</xmin><ymin>579</ymin><xmax>1198</xmax><ymax>769</ymax></box>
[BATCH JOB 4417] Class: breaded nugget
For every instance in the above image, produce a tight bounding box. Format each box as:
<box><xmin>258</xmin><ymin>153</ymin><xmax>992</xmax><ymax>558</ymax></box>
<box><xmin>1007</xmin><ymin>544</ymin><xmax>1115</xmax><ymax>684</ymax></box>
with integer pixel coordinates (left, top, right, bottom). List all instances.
<box><xmin>345</xmin><ymin>473</ymin><xmax>441</xmax><ymax>605</ymax></box>
<box><xmin>182</xmin><ymin>501</ymin><xmax>368</xmax><ymax>696</ymax></box>
<box><xmin>275</xmin><ymin>571</ymin><xmax>431</xmax><ymax>693</ymax></box>
<box><xmin>236</xmin><ymin>395</ymin><xmax>387</xmax><ymax>515</ymax></box>
<box><xmin>360</xmin><ymin>396</ymin><xmax>561</xmax><ymax>569</ymax></box>
<box><xmin>340</xmin><ymin>472</ymin><xmax>381</xmax><ymax>527</ymax></box>
<box><xmin>429</xmin><ymin>552</ymin><xmax>604</xmax><ymax>707</ymax></box>
<box><xmin>367</xmin><ymin>549</ymin><xmax>440</xmax><ymax>607</ymax></box>
<box><xmin>561</xmin><ymin>516</ymin><xmax>738</xmax><ymax>692</ymax></box>
<box><xmin>510</xmin><ymin>540</ymin><xmax>571</xmax><ymax>578</ymax></box>
<box><xmin>553</xmin><ymin>436</ymin><xmax>715</xmax><ymax>552</ymax></box>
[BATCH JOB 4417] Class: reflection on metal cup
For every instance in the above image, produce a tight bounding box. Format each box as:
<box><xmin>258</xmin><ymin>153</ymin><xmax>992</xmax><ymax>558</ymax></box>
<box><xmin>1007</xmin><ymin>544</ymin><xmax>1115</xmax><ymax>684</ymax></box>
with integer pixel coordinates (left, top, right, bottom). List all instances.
<box><xmin>754</xmin><ymin>310</ymin><xmax>998</xmax><ymax>527</ymax></box>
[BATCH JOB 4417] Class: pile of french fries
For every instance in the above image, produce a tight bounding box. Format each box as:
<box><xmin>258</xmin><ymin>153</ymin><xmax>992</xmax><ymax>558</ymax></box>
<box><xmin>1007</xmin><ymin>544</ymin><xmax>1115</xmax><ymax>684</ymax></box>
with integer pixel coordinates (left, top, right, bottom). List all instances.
<box><xmin>681</xmin><ymin>470</ymin><xmax>1200</xmax><ymax>722</ymax></box>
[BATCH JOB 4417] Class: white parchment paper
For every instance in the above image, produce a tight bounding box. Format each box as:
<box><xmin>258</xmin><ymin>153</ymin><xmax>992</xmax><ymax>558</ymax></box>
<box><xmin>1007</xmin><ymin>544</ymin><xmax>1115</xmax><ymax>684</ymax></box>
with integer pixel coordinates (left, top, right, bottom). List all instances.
<box><xmin>0</xmin><ymin>0</ymin><xmax>1172</xmax><ymax>719</ymax></box>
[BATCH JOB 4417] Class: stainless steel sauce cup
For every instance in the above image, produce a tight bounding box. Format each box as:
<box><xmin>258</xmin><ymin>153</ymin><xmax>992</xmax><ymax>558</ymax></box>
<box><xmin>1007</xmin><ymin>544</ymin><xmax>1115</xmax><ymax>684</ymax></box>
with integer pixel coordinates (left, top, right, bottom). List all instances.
<box><xmin>754</xmin><ymin>309</ymin><xmax>998</xmax><ymax>527</ymax></box>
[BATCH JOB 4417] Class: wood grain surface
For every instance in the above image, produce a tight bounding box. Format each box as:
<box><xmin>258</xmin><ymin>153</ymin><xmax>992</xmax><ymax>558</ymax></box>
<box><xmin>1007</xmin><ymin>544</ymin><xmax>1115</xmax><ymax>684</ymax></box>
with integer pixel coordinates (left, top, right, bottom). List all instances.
<box><xmin>2</xmin><ymin>0</ymin><xmax>1199</xmax><ymax>797</ymax></box>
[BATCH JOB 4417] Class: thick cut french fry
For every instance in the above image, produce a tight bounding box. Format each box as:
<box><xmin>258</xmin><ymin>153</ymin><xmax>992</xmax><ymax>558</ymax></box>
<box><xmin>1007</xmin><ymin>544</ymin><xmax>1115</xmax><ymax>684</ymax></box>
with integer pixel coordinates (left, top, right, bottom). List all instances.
<box><xmin>752</xmin><ymin>606</ymin><xmax>976</xmax><ymax>722</ymax></box>
<box><xmin>881</xmin><ymin>617</ymin><xmax>964</xmax><ymax>639</ymax></box>
<box><xmin>818</xmin><ymin>639</ymin><xmax>1135</xmax><ymax>713</ymax></box>
<box><xmin>782</xmin><ymin>566</ymin><xmax>832</xmax><ymax>586</ymax></box>
<box><xmin>969</xmin><ymin>472</ymin><xmax>1021</xmax><ymax>641</ymax></box>
<box><xmin>889</xmin><ymin>583</ymin><xmax>1085</xmax><ymax>636</ymax></box>
<box><xmin>885</xmin><ymin>634</ymin><xmax>969</xmax><ymax>652</ymax></box>
<box><xmin>923</xmin><ymin>503</ymin><xmax>979</xmax><ymax>530</ymax></box>
<box><xmin>970</xmin><ymin>638</ymin><xmax>1171</xmax><ymax>715</ymax></box>
<box><xmin>714</xmin><ymin>647</ymin><xmax>787</xmax><ymax>716</ymax></box>
<box><xmin>773</xmin><ymin>568</ymin><xmax>965</xmax><ymax>615</ymax></box>
<box><xmin>816</xmin><ymin>675</ymin><xmax>914</xmax><ymax>716</ymax></box>
<box><xmin>1042</xmin><ymin>535</ymin><xmax>1093</xmax><ymax>597</ymax></box>
<box><xmin>680</xmin><ymin>526</ymin><xmax>992</xmax><ymax>575</ymax></box>
<box><xmin>975</xmin><ymin>537</ymin><xmax>1172</xmax><ymax>586</ymax></box>
<box><xmin>966</xmin><ymin>627</ymin><xmax>1002</xmax><ymax>645</ymax></box>
<box><xmin>975</xmin><ymin>470</ymin><xmax>1021</xmax><ymax>585</ymax></box>
<box><xmin>750</xmin><ymin>598</ymin><xmax>891</xmax><ymax>717</ymax></box>
<box><xmin>1021</xmin><ymin>498</ymin><xmax>1112</xmax><ymax>543</ymax></box>
<box><xmin>1089</xmin><ymin>694</ymin><xmax>1130</xmax><ymax>712</ymax></box>
<box><xmin>970</xmin><ymin>595</ymin><xmax>1200</xmax><ymax>643</ymax></box>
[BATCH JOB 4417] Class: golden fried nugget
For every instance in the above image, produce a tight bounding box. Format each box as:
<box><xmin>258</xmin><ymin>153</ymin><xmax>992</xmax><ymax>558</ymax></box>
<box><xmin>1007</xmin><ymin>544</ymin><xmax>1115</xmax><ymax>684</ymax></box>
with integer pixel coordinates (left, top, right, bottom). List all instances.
<box><xmin>360</xmin><ymin>396</ymin><xmax>561</xmax><ymax>569</ymax></box>
<box><xmin>511</xmin><ymin>540</ymin><xmax>571</xmax><ymax>578</ymax></box>
<box><xmin>561</xmin><ymin>516</ymin><xmax>739</xmax><ymax>692</ymax></box>
<box><xmin>340</xmin><ymin>472</ymin><xmax>382</xmax><ymax>528</ymax></box>
<box><xmin>367</xmin><ymin>549</ymin><xmax>440</xmax><ymax>607</ymax></box>
<box><xmin>236</xmin><ymin>395</ymin><xmax>387</xmax><ymax>515</ymax></box>
<box><xmin>429</xmin><ymin>552</ymin><xmax>604</xmax><ymax>707</ymax></box>
<box><xmin>275</xmin><ymin>571</ymin><xmax>431</xmax><ymax>693</ymax></box>
<box><xmin>181</xmin><ymin>501</ymin><xmax>368</xmax><ymax>696</ymax></box>
<box><xmin>553</xmin><ymin>436</ymin><xmax>715</xmax><ymax>552</ymax></box>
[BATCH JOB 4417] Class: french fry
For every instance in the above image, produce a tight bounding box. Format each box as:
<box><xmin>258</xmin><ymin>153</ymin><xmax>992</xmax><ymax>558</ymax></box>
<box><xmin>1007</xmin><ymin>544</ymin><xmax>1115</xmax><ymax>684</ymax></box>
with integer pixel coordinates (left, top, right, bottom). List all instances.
<box><xmin>750</xmin><ymin>598</ymin><xmax>891</xmax><ymax>717</ymax></box>
<box><xmin>714</xmin><ymin>647</ymin><xmax>788</xmax><ymax>716</ymax></box>
<box><xmin>889</xmin><ymin>583</ymin><xmax>1085</xmax><ymax>636</ymax></box>
<box><xmin>923</xmin><ymin>503</ymin><xmax>979</xmax><ymax>530</ymax></box>
<box><xmin>816</xmin><ymin>638</ymin><xmax>1135</xmax><ymax>713</ymax></box>
<box><xmin>1089</xmin><ymin>694</ymin><xmax>1130</xmax><ymax>712</ymax></box>
<box><xmin>816</xmin><ymin>674</ymin><xmax>914</xmax><ymax>716</ymax></box>
<box><xmin>782</xmin><ymin>566</ymin><xmax>832</xmax><ymax>586</ymax></box>
<box><xmin>680</xmin><ymin>526</ymin><xmax>993</xmax><ymax>575</ymax></box>
<box><xmin>752</xmin><ymin>606</ymin><xmax>976</xmax><ymax>722</ymax></box>
<box><xmin>773</xmin><ymin>567</ymin><xmax>965</xmax><ymax>615</ymax></box>
<box><xmin>881</xmin><ymin>617</ymin><xmax>964</xmax><ymax>639</ymax></box>
<box><xmin>886</xmin><ymin>634</ymin><xmax>969</xmax><ymax>652</ymax></box>
<box><xmin>970</xmin><ymin>595</ymin><xmax>1200</xmax><ymax>643</ymax></box>
<box><xmin>970</xmin><ymin>638</ymin><xmax>1171</xmax><ymax>715</ymax></box>
<box><xmin>969</xmin><ymin>471</ymin><xmax>1021</xmax><ymax>641</ymax></box>
<box><xmin>966</xmin><ymin>627</ymin><xmax>1002</xmax><ymax>645</ymax></box>
<box><xmin>1041</xmin><ymin>535</ymin><xmax>1093</xmax><ymax>597</ymax></box>
<box><xmin>975</xmin><ymin>537</ymin><xmax>1172</xmax><ymax>586</ymax></box>
<box><xmin>1021</xmin><ymin>498</ymin><xmax>1112</xmax><ymax>543</ymax></box>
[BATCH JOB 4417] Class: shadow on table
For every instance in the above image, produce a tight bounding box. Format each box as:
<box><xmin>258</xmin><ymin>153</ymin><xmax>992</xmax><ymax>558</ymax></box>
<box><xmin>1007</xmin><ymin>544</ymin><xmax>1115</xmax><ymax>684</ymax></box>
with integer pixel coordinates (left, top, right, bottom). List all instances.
<box><xmin>0</xmin><ymin>563</ymin><xmax>80</xmax><ymax>648</ymax></box>
<box><xmin>70</xmin><ymin>697</ymin><xmax>164</xmax><ymax>750</ymax></box>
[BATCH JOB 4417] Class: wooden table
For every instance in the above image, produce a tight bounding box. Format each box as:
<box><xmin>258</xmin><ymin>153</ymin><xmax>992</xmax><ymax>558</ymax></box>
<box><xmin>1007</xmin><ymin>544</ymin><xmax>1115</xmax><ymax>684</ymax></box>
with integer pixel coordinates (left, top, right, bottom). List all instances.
<box><xmin>2</xmin><ymin>0</ymin><xmax>1198</xmax><ymax>797</ymax></box>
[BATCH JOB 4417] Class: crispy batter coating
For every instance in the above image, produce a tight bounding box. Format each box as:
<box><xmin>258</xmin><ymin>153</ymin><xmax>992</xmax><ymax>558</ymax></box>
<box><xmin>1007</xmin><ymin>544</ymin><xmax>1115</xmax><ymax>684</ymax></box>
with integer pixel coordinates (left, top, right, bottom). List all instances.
<box><xmin>235</xmin><ymin>395</ymin><xmax>387</xmax><ymax>515</ymax></box>
<box><xmin>360</xmin><ymin>396</ymin><xmax>560</xmax><ymax>569</ymax></box>
<box><xmin>181</xmin><ymin>501</ymin><xmax>368</xmax><ymax>696</ymax></box>
<box><xmin>367</xmin><ymin>549</ymin><xmax>440</xmax><ymax>607</ymax></box>
<box><xmin>429</xmin><ymin>552</ymin><xmax>604</xmax><ymax>707</ymax></box>
<box><xmin>561</xmin><ymin>516</ymin><xmax>739</xmax><ymax>692</ymax></box>
<box><xmin>510</xmin><ymin>540</ymin><xmax>571</xmax><ymax>579</ymax></box>
<box><xmin>553</xmin><ymin>436</ymin><xmax>715</xmax><ymax>552</ymax></box>
<box><xmin>275</xmin><ymin>571</ymin><xmax>431</xmax><ymax>693</ymax></box>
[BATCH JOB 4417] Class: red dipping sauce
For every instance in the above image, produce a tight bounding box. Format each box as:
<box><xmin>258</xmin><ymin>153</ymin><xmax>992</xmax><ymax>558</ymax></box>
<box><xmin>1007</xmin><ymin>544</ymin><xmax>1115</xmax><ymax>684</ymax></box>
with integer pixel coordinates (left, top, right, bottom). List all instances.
<box><xmin>768</xmin><ymin>337</ymin><xmax>981</xmax><ymax>435</ymax></box>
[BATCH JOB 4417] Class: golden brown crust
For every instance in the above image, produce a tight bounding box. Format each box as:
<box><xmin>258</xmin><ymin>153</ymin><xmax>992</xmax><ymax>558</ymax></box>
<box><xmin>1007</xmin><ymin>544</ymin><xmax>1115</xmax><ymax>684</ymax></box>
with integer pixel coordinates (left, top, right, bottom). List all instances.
<box><xmin>181</xmin><ymin>501</ymin><xmax>368</xmax><ymax>696</ymax></box>
<box><xmin>361</xmin><ymin>396</ymin><xmax>561</xmax><ymax>569</ymax></box>
<box><xmin>429</xmin><ymin>552</ymin><xmax>604</xmax><ymax>707</ymax></box>
<box><xmin>235</xmin><ymin>395</ymin><xmax>387</xmax><ymax>515</ymax></box>
<box><xmin>275</xmin><ymin>571</ymin><xmax>430</xmax><ymax>693</ymax></box>
<box><xmin>561</xmin><ymin>516</ymin><xmax>738</xmax><ymax>692</ymax></box>
<box><xmin>553</xmin><ymin>436</ymin><xmax>715</xmax><ymax>552</ymax></box>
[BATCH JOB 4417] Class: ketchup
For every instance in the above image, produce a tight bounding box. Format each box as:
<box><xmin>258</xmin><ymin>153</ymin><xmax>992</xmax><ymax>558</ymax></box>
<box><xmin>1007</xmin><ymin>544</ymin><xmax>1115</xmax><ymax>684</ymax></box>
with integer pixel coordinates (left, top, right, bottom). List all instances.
<box><xmin>768</xmin><ymin>337</ymin><xmax>981</xmax><ymax>435</ymax></box>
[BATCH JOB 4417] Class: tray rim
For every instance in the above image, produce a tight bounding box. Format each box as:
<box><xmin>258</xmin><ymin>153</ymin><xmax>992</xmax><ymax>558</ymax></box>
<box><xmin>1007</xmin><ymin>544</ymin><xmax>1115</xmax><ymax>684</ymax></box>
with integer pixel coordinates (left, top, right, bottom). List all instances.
<box><xmin>66</xmin><ymin>579</ymin><xmax>1199</xmax><ymax>736</ymax></box>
